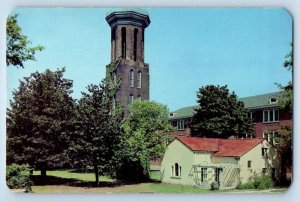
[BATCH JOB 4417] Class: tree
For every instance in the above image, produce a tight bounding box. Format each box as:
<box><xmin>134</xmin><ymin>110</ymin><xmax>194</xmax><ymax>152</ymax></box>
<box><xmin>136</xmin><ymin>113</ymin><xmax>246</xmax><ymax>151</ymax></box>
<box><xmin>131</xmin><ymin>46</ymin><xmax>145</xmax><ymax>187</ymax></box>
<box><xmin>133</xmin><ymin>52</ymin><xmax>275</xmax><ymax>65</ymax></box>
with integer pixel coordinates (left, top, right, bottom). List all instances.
<box><xmin>276</xmin><ymin>43</ymin><xmax>293</xmax><ymax>114</ymax></box>
<box><xmin>274</xmin><ymin>43</ymin><xmax>293</xmax><ymax>184</ymax></box>
<box><xmin>69</xmin><ymin>81</ymin><xmax>123</xmax><ymax>186</ymax></box>
<box><xmin>6</xmin><ymin>14</ymin><xmax>44</xmax><ymax>68</ymax></box>
<box><xmin>7</xmin><ymin>68</ymin><xmax>75</xmax><ymax>176</ymax></box>
<box><xmin>115</xmin><ymin>100</ymin><xmax>173</xmax><ymax>181</ymax></box>
<box><xmin>190</xmin><ymin>85</ymin><xmax>253</xmax><ymax>138</ymax></box>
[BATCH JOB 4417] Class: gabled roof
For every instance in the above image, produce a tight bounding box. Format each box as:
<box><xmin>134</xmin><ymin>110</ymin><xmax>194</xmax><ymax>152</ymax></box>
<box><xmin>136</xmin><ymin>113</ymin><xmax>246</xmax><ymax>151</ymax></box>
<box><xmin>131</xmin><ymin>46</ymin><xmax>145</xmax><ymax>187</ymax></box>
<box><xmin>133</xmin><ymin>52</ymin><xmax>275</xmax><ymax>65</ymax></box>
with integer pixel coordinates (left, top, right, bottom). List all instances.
<box><xmin>176</xmin><ymin>136</ymin><xmax>264</xmax><ymax>157</ymax></box>
<box><xmin>177</xmin><ymin>136</ymin><xmax>219</xmax><ymax>152</ymax></box>
<box><xmin>169</xmin><ymin>92</ymin><xmax>281</xmax><ymax>120</ymax></box>
<box><xmin>213</xmin><ymin>138</ymin><xmax>264</xmax><ymax>157</ymax></box>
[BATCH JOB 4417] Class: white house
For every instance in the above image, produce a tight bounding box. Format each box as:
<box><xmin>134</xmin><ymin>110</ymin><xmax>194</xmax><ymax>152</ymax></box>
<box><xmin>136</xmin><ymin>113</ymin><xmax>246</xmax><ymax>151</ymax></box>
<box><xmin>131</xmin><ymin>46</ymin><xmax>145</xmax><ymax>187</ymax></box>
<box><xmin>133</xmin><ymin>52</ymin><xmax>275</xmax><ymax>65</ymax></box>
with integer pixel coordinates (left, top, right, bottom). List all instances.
<box><xmin>160</xmin><ymin>136</ymin><xmax>277</xmax><ymax>189</ymax></box>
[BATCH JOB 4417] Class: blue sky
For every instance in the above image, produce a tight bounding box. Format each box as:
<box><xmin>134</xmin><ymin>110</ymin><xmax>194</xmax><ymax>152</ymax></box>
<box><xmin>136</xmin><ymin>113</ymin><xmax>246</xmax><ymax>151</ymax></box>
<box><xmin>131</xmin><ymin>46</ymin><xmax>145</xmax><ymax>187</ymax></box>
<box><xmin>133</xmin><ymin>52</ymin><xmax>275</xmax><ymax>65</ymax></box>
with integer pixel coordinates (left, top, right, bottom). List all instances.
<box><xmin>7</xmin><ymin>8</ymin><xmax>292</xmax><ymax>111</ymax></box>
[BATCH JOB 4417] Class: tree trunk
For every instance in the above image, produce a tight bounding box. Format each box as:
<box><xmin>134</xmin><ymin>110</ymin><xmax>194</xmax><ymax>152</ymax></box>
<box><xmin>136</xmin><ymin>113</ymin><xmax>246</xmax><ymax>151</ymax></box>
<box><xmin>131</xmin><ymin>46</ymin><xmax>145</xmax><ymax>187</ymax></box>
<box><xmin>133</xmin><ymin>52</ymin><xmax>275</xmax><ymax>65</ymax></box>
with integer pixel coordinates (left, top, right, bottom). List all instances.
<box><xmin>280</xmin><ymin>155</ymin><xmax>287</xmax><ymax>185</ymax></box>
<box><xmin>41</xmin><ymin>169</ymin><xmax>47</xmax><ymax>177</ymax></box>
<box><xmin>94</xmin><ymin>164</ymin><xmax>99</xmax><ymax>186</ymax></box>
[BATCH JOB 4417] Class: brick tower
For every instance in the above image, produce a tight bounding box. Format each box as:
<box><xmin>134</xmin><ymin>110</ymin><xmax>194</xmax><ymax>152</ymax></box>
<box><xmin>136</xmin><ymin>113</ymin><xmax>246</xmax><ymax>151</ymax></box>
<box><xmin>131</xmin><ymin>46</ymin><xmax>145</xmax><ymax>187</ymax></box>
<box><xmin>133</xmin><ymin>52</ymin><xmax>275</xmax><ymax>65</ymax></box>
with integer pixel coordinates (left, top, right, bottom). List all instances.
<box><xmin>106</xmin><ymin>9</ymin><xmax>151</xmax><ymax>116</ymax></box>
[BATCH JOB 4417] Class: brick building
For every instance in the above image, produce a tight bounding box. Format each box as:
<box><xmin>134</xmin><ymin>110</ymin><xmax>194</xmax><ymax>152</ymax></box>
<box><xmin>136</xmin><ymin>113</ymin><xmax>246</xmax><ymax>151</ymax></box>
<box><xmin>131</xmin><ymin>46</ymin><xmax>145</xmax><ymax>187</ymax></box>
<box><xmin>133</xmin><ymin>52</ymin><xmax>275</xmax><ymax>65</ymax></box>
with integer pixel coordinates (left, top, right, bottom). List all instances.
<box><xmin>169</xmin><ymin>92</ymin><xmax>292</xmax><ymax>141</ymax></box>
<box><xmin>106</xmin><ymin>9</ymin><xmax>151</xmax><ymax>116</ymax></box>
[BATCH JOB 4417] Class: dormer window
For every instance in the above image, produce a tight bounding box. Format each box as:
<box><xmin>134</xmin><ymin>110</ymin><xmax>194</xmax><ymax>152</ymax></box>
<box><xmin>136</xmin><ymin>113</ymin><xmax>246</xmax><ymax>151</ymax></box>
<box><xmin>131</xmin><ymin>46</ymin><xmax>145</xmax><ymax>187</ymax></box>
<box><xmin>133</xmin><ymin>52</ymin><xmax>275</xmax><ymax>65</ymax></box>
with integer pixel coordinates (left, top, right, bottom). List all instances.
<box><xmin>269</xmin><ymin>98</ymin><xmax>278</xmax><ymax>104</ymax></box>
<box><xmin>170</xmin><ymin>112</ymin><xmax>174</xmax><ymax>117</ymax></box>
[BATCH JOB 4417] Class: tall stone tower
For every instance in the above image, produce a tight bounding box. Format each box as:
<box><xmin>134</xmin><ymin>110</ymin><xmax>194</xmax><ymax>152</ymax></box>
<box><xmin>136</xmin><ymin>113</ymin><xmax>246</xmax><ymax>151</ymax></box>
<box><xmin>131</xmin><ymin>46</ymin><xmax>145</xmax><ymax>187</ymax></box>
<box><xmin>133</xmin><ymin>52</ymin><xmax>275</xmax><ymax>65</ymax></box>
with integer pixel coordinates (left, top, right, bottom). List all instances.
<box><xmin>106</xmin><ymin>9</ymin><xmax>151</xmax><ymax>116</ymax></box>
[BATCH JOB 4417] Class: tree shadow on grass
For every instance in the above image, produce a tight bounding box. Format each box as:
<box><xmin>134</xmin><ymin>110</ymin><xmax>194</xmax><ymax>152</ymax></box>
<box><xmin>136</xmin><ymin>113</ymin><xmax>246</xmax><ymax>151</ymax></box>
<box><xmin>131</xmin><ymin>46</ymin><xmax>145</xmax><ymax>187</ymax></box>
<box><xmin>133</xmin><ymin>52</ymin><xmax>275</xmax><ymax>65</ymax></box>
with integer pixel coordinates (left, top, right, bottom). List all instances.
<box><xmin>30</xmin><ymin>175</ymin><xmax>159</xmax><ymax>188</ymax></box>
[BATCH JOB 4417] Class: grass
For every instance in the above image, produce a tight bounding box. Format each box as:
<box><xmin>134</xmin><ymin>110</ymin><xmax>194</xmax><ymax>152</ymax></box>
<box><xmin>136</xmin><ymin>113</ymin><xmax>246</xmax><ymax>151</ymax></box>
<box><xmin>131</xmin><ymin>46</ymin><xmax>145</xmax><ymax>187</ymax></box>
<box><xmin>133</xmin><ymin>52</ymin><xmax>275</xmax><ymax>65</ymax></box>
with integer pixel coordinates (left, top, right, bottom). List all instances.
<box><xmin>30</xmin><ymin>169</ymin><xmax>212</xmax><ymax>193</ymax></box>
<box><xmin>30</xmin><ymin>170</ymin><xmax>288</xmax><ymax>194</ymax></box>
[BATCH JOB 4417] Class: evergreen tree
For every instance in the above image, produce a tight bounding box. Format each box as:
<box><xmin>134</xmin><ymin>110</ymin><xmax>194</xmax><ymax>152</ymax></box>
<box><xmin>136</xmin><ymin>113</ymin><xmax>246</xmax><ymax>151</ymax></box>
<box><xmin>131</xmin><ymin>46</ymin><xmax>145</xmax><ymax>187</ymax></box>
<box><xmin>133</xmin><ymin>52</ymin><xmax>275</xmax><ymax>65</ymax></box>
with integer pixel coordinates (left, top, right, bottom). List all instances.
<box><xmin>190</xmin><ymin>85</ymin><xmax>253</xmax><ymax>138</ymax></box>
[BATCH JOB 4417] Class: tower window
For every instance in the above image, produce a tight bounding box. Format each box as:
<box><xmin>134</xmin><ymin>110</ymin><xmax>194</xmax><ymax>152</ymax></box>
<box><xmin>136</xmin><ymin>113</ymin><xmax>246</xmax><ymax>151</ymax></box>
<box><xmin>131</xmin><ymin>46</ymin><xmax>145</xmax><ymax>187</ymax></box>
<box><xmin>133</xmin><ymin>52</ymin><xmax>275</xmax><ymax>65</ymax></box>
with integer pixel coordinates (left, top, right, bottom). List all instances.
<box><xmin>129</xmin><ymin>70</ymin><xmax>134</xmax><ymax>87</ymax></box>
<box><xmin>129</xmin><ymin>94</ymin><xmax>134</xmax><ymax>104</ymax></box>
<box><xmin>121</xmin><ymin>27</ymin><xmax>126</xmax><ymax>58</ymax></box>
<box><xmin>137</xmin><ymin>71</ymin><xmax>142</xmax><ymax>88</ymax></box>
<box><xmin>133</xmin><ymin>28</ymin><xmax>138</xmax><ymax>61</ymax></box>
<box><xmin>111</xmin><ymin>28</ymin><xmax>116</xmax><ymax>61</ymax></box>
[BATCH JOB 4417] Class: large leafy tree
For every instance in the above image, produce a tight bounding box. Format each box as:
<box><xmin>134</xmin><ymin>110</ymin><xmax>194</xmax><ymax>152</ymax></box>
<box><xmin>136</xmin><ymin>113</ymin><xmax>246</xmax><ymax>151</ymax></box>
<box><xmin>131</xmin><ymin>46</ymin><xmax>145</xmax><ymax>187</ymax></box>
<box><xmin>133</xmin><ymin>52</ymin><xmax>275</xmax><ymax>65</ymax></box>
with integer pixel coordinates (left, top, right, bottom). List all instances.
<box><xmin>275</xmin><ymin>44</ymin><xmax>293</xmax><ymax>184</ymax></box>
<box><xmin>7</xmin><ymin>68</ymin><xmax>75</xmax><ymax>176</ymax></box>
<box><xmin>276</xmin><ymin>43</ymin><xmax>293</xmax><ymax>113</ymax></box>
<box><xmin>190</xmin><ymin>85</ymin><xmax>253</xmax><ymax>138</ymax></box>
<box><xmin>6</xmin><ymin>14</ymin><xmax>44</xmax><ymax>68</ymax></box>
<box><xmin>69</xmin><ymin>81</ymin><xmax>123</xmax><ymax>186</ymax></box>
<box><xmin>115</xmin><ymin>100</ymin><xmax>173</xmax><ymax>181</ymax></box>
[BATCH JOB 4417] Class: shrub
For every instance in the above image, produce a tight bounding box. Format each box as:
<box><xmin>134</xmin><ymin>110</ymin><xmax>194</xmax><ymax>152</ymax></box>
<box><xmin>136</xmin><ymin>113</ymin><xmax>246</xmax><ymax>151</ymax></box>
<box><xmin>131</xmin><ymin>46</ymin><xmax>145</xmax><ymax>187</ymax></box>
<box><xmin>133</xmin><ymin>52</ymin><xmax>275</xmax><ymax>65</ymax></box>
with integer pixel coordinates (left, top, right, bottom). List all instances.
<box><xmin>253</xmin><ymin>174</ymin><xmax>274</xmax><ymax>190</ymax></box>
<box><xmin>237</xmin><ymin>182</ymin><xmax>255</xmax><ymax>190</ymax></box>
<box><xmin>6</xmin><ymin>164</ymin><xmax>32</xmax><ymax>192</ymax></box>
<box><xmin>237</xmin><ymin>174</ymin><xmax>274</xmax><ymax>190</ymax></box>
<box><xmin>210</xmin><ymin>182</ymin><xmax>219</xmax><ymax>191</ymax></box>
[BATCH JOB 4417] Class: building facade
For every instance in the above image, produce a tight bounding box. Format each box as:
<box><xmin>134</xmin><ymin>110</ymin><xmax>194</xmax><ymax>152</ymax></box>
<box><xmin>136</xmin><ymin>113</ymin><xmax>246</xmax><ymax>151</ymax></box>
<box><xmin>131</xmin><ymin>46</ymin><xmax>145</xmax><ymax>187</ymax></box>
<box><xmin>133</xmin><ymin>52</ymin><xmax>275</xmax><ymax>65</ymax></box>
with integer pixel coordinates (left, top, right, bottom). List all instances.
<box><xmin>160</xmin><ymin>136</ymin><xmax>277</xmax><ymax>189</ymax></box>
<box><xmin>106</xmin><ymin>9</ymin><xmax>151</xmax><ymax>116</ymax></box>
<box><xmin>169</xmin><ymin>92</ymin><xmax>292</xmax><ymax>141</ymax></box>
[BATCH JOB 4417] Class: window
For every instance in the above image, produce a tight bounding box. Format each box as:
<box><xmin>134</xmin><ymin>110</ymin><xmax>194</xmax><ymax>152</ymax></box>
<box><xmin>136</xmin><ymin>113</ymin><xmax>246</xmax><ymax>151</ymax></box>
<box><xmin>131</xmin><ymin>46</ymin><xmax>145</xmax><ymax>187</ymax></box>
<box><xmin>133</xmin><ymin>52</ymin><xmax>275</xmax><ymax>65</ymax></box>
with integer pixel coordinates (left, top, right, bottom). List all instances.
<box><xmin>177</xmin><ymin>119</ymin><xmax>185</xmax><ymax>130</ymax></box>
<box><xmin>137</xmin><ymin>95</ymin><xmax>141</xmax><ymax>100</ymax></box>
<box><xmin>201</xmin><ymin>168</ymin><xmax>207</xmax><ymax>182</ymax></box>
<box><xmin>247</xmin><ymin>160</ymin><xmax>252</xmax><ymax>168</ymax></box>
<box><xmin>262</xmin><ymin>168</ymin><xmax>267</xmax><ymax>175</ymax></box>
<box><xmin>133</xmin><ymin>28</ymin><xmax>138</xmax><ymax>61</ymax></box>
<box><xmin>175</xmin><ymin>163</ymin><xmax>179</xmax><ymax>176</ymax></box>
<box><xmin>247</xmin><ymin>112</ymin><xmax>254</xmax><ymax>121</ymax></box>
<box><xmin>172</xmin><ymin>163</ymin><xmax>181</xmax><ymax>178</ymax></box>
<box><xmin>263</xmin><ymin>109</ymin><xmax>279</xmax><ymax>123</ymax></box>
<box><xmin>137</xmin><ymin>71</ymin><xmax>142</xmax><ymax>88</ymax></box>
<box><xmin>262</xmin><ymin>148</ymin><xmax>268</xmax><ymax>157</ymax></box>
<box><xmin>129</xmin><ymin>70</ymin><xmax>134</xmax><ymax>87</ymax></box>
<box><xmin>270</xmin><ymin>98</ymin><xmax>278</xmax><ymax>104</ymax></box>
<box><xmin>263</xmin><ymin>131</ymin><xmax>278</xmax><ymax>144</ymax></box>
<box><xmin>129</xmin><ymin>94</ymin><xmax>134</xmax><ymax>104</ymax></box>
<box><xmin>121</xmin><ymin>27</ymin><xmax>126</xmax><ymax>58</ymax></box>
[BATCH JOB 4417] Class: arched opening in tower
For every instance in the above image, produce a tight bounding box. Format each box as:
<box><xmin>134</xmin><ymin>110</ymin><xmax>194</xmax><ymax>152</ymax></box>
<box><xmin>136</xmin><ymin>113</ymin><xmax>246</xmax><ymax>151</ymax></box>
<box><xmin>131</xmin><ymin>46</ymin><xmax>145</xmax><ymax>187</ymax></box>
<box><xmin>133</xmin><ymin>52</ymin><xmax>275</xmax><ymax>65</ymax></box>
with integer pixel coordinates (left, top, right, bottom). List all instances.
<box><xmin>121</xmin><ymin>27</ymin><xmax>126</xmax><ymax>58</ymax></box>
<box><xmin>133</xmin><ymin>28</ymin><xmax>138</xmax><ymax>61</ymax></box>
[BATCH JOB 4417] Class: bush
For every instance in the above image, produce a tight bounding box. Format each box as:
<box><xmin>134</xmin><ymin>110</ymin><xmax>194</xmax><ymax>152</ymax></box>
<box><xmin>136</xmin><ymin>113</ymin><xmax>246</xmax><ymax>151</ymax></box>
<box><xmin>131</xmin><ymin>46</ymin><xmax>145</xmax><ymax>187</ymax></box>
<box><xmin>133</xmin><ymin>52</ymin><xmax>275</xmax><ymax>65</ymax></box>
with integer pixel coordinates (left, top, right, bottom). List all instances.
<box><xmin>253</xmin><ymin>174</ymin><xmax>274</xmax><ymax>190</ymax></box>
<box><xmin>210</xmin><ymin>182</ymin><xmax>219</xmax><ymax>191</ymax></box>
<box><xmin>237</xmin><ymin>182</ymin><xmax>255</xmax><ymax>190</ymax></box>
<box><xmin>237</xmin><ymin>174</ymin><xmax>274</xmax><ymax>190</ymax></box>
<box><xmin>6</xmin><ymin>164</ymin><xmax>32</xmax><ymax>192</ymax></box>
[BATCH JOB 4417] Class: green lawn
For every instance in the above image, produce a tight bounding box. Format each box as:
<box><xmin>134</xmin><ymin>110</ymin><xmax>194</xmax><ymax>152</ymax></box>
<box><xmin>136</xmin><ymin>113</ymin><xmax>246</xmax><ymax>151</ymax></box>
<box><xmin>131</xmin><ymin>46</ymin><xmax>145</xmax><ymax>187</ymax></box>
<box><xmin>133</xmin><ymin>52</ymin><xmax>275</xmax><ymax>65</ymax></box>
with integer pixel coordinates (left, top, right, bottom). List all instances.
<box><xmin>31</xmin><ymin>169</ymin><xmax>212</xmax><ymax>193</ymax></box>
<box><xmin>30</xmin><ymin>170</ymin><xmax>287</xmax><ymax>194</ymax></box>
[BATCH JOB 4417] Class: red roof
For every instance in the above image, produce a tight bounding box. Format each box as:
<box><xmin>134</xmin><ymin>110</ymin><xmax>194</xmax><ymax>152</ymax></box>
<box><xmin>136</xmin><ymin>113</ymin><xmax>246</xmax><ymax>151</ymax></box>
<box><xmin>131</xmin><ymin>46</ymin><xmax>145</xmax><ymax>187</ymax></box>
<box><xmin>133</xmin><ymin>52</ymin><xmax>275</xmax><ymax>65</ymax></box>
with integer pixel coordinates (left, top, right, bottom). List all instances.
<box><xmin>176</xmin><ymin>136</ymin><xmax>264</xmax><ymax>157</ymax></box>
